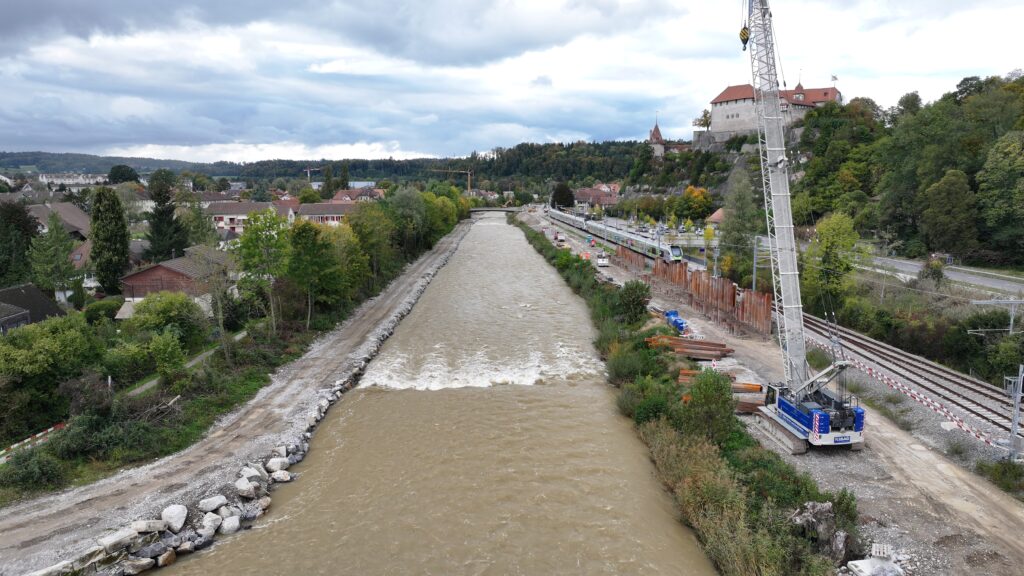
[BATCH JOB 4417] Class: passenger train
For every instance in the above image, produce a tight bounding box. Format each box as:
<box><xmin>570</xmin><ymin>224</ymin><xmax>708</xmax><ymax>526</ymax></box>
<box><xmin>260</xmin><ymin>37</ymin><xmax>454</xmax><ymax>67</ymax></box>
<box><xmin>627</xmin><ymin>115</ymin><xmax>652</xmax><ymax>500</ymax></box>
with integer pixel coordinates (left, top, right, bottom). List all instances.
<box><xmin>547</xmin><ymin>210</ymin><xmax>684</xmax><ymax>263</ymax></box>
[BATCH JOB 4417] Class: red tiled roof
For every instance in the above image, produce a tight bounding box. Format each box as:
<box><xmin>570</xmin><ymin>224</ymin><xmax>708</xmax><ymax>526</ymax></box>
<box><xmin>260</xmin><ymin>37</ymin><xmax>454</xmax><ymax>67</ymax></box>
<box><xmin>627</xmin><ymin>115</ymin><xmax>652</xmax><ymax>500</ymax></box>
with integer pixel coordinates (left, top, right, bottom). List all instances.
<box><xmin>711</xmin><ymin>83</ymin><xmax>841</xmax><ymax>107</ymax></box>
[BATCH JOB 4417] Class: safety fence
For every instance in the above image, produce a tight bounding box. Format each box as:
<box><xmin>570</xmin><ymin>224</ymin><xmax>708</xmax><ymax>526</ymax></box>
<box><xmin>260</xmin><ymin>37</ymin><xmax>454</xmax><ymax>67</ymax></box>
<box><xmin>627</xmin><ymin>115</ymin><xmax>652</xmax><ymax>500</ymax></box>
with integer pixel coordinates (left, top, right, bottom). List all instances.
<box><xmin>0</xmin><ymin>422</ymin><xmax>66</xmax><ymax>464</ymax></box>
<box><xmin>614</xmin><ymin>246</ymin><xmax>773</xmax><ymax>337</ymax></box>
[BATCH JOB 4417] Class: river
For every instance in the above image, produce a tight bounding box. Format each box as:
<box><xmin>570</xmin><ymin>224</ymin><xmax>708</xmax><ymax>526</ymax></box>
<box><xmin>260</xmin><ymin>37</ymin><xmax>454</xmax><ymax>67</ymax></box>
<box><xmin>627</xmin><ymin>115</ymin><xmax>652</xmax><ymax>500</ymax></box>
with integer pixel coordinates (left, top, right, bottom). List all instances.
<box><xmin>169</xmin><ymin>213</ymin><xmax>715</xmax><ymax>575</ymax></box>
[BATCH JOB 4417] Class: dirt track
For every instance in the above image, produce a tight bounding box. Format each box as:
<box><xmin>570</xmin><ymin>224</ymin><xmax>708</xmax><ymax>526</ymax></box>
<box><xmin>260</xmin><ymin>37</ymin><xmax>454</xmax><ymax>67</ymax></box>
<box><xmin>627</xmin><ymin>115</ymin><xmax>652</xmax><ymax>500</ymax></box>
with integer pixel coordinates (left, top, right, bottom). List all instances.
<box><xmin>0</xmin><ymin>221</ymin><xmax>471</xmax><ymax>576</ymax></box>
<box><xmin>532</xmin><ymin>211</ymin><xmax>1024</xmax><ymax>576</ymax></box>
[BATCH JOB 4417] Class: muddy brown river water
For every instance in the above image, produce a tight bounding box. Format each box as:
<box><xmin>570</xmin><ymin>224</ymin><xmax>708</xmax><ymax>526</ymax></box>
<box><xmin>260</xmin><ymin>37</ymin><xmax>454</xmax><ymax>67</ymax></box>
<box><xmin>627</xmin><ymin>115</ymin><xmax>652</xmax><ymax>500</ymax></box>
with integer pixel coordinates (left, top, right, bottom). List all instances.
<box><xmin>169</xmin><ymin>213</ymin><xmax>715</xmax><ymax>575</ymax></box>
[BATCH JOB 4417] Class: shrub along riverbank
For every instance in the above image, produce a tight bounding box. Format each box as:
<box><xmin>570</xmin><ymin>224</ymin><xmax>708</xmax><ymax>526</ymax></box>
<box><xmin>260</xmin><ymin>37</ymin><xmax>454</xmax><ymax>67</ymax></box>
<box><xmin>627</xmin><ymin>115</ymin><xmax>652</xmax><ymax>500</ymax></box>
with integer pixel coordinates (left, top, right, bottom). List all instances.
<box><xmin>0</xmin><ymin>189</ymin><xmax>466</xmax><ymax>507</ymax></box>
<box><xmin>512</xmin><ymin>214</ymin><xmax>859</xmax><ymax>575</ymax></box>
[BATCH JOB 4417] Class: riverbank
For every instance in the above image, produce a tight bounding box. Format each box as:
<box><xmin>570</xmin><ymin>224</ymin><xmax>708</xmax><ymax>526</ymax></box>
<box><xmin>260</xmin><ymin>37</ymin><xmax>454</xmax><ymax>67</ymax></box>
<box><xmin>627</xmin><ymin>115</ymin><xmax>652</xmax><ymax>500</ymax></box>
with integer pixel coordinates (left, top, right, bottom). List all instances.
<box><xmin>0</xmin><ymin>221</ymin><xmax>472</xmax><ymax>576</ymax></box>
<box><xmin>512</xmin><ymin>213</ymin><xmax>857</xmax><ymax>576</ymax></box>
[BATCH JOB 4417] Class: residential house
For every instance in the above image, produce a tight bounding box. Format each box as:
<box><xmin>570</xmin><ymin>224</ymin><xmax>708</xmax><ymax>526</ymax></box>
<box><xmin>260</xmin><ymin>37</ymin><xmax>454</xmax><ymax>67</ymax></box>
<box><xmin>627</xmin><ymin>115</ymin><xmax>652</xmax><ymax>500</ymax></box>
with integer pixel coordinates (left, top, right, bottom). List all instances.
<box><xmin>198</xmin><ymin>190</ymin><xmax>240</xmax><ymax>207</ymax></box>
<box><xmin>0</xmin><ymin>174</ymin><xmax>13</xmax><ymax>186</ymax></box>
<box><xmin>206</xmin><ymin>201</ymin><xmax>293</xmax><ymax>235</ymax></box>
<box><xmin>297</xmin><ymin>202</ymin><xmax>358</xmax><ymax>226</ymax></box>
<box><xmin>0</xmin><ymin>283</ymin><xmax>65</xmax><ymax>333</ymax></box>
<box><xmin>574</xmin><ymin>185</ymin><xmax>619</xmax><ymax>210</ymax></box>
<box><xmin>705</xmin><ymin>82</ymin><xmax>842</xmax><ymax>143</ymax></box>
<box><xmin>38</xmin><ymin>174</ymin><xmax>106</xmax><ymax>187</ymax></box>
<box><xmin>331</xmin><ymin>187</ymin><xmax>384</xmax><ymax>203</ymax></box>
<box><xmin>705</xmin><ymin>207</ymin><xmax>726</xmax><ymax>228</ymax></box>
<box><xmin>26</xmin><ymin>202</ymin><xmax>91</xmax><ymax>240</ymax></box>
<box><xmin>120</xmin><ymin>246</ymin><xmax>235</xmax><ymax>299</ymax></box>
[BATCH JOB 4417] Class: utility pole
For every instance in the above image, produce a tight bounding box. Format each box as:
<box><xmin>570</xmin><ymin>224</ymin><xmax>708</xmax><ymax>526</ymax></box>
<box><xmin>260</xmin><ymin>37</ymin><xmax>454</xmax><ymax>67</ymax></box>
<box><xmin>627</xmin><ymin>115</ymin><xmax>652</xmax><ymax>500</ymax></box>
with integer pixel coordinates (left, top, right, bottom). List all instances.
<box><xmin>1006</xmin><ymin>364</ymin><xmax>1024</xmax><ymax>461</ymax></box>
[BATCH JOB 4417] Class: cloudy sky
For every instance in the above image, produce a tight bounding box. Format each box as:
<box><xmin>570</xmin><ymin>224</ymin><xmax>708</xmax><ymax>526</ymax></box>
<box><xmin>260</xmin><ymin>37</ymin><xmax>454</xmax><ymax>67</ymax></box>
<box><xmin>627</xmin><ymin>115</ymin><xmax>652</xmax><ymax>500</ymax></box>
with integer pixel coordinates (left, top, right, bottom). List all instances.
<box><xmin>0</xmin><ymin>0</ymin><xmax>1020</xmax><ymax>162</ymax></box>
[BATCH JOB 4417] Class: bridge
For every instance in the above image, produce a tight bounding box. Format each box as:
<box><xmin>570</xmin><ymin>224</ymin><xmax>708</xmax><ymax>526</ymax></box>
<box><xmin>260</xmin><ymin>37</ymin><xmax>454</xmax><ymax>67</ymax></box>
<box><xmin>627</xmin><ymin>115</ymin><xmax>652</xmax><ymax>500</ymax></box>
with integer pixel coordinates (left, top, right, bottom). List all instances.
<box><xmin>469</xmin><ymin>207</ymin><xmax>522</xmax><ymax>213</ymax></box>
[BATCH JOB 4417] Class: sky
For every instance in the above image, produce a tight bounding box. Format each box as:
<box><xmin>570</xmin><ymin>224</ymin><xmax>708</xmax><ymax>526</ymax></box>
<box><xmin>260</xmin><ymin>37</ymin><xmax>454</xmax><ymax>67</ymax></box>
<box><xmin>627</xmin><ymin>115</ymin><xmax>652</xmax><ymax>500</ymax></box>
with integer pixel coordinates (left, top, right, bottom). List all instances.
<box><xmin>0</xmin><ymin>0</ymin><xmax>1021</xmax><ymax>162</ymax></box>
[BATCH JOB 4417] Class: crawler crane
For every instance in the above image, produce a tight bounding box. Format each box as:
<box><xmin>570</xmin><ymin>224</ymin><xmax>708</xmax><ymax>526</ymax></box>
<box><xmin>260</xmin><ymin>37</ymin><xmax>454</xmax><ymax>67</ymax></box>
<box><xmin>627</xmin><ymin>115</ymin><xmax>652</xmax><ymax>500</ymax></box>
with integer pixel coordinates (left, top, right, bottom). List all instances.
<box><xmin>742</xmin><ymin>0</ymin><xmax>864</xmax><ymax>452</ymax></box>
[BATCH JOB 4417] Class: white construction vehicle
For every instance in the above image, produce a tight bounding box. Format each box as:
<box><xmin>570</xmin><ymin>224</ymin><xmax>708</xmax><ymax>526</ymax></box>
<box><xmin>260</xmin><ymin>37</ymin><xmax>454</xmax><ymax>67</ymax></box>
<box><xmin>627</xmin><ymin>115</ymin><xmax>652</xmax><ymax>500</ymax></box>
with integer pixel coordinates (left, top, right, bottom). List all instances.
<box><xmin>742</xmin><ymin>0</ymin><xmax>864</xmax><ymax>453</ymax></box>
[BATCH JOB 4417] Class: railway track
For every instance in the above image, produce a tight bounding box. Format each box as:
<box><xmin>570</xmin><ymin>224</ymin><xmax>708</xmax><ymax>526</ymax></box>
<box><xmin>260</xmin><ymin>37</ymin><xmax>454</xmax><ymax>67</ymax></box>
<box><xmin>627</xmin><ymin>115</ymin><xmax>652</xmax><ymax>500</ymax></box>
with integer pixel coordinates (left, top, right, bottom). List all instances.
<box><xmin>802</xmin><ymin>314</ymin><xmax>1019</xmax><ymax>440</ymax></box>
<box><xmin>540</xmin><ymin>211</ymin><xmax>1018</xmax><ymax>442</ymax></box>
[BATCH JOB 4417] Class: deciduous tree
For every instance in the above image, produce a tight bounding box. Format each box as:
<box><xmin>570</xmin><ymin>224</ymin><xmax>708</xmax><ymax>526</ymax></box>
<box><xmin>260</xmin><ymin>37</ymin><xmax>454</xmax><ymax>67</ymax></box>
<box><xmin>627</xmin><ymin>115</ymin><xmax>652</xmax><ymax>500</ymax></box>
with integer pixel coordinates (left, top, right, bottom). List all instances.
<box><xmin>236</xmin><ymin>209</ymin><xmax>290</xmax><ymax>333</ymax></box>
<box><xmin>287</xmin><ymin>220</ymin><xmax>336</xmax><ymax>329</ymax></box>
<box><xmin>550</xmin><ymin>181</ymin><xmax>574</xmax><ymax>209</ymax></box>
<box><xmin>107</xmin><ymin>165</ymin><xmax>139</xmax><ymax>184</ymax></box>
<box><xmin>919</xmin><ymin>170</ymin><xmax>978</xmax><ymax>255</ymax></box>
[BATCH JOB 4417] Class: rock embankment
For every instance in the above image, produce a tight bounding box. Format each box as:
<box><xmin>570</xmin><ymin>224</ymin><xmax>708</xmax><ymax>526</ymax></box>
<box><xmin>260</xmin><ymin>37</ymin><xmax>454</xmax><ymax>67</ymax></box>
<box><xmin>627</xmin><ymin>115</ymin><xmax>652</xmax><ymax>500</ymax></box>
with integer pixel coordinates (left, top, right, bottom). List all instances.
<box><xmin>17</xmin><ymin>222</ymin><xmax>472</xmax><ymax>576</ymax></box>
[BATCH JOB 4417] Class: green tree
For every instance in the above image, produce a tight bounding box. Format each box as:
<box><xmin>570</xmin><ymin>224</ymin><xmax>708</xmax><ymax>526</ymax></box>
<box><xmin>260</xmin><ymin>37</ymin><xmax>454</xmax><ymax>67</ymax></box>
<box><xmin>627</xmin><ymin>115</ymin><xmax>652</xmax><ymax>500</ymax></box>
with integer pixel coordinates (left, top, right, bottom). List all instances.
<box><xmin>107</xmin><ymin>165</ymin><xmax>139</xmax><ymax>184</ymax></box>
<box><xmin>0</xmin><ymin>314</ymin><xmax>102</xmax><ymax>443</ymax></box>
<box><xmin>718</xmin><ymin>171</ymin><xmax>761</xmax><ymax>285</ymax></box>
<box><xmin>919</xmin><ymin>170</ymin><xmax>978</xmax><ymax>255</ymax></box>
<box><xmin>349</xmin><ymin>202</ymin><xmax>397</xmax><ymax>289</ymax></box>
<box><xmin>976</xmin><ymin>131</ymin><xmax>1024</xmax><ymax>258</ymax></box>
<box><xmin>0</xmin><ymin>201</ymin><xmax>38</xmax><ymax>286</ymax></box>
<box><xmin>918</xmin><ymin>258</ymin><xmax>945</xmax><ymax>287</ymax></box>
<box><xmin>216</xmin><ymin>177</ymin><xmax>231</xmax><ymax>192</ymax></box>
<box><xmin>129</xmin><ymin>291</ymin><xmax>208</xmax><ymax>349</ymax></box>
<box><xmin>617</xmin><ymin>280</ymin><xmax>651</xmax><ymax>324</ymax></box>
<box><xmin>693</xmin><ymin>108</ymin><xmax>712</xmax><ymax>129</ymax></box>
<box><xmin>287</xmin><ymin>220</ymin><xmax>337</xmax><ymax>329</ymax></box>
<box><xmin>339</xmin><ymin>162</ymin><xmax>350</xmax><ymax>191</ymax></box>
<box><xmin>236</xmin><ymin>209</ymin><xmax>290</xmax><ymax>333</ymax></box>
<box><xmin>322</xmin><ymin>223</ymin><xmax>370</xmax><ymax>308</ymax></box>
<box><xmin>298</xmin><ymin>188</ymin><xmax>321</xmax><ymax>204</ymax></box>
<box><xmin>29</xmin><ymin>213</ymin><xmax>78</xmax><ymax>295</ymax></box>
<box><xmin>177</xmin><ymin>191</ymin><xmax>217</xmax><ymax>246</ymax></box>
<box><xmin>90</xmin><ymin>187</ymin><xmax>130</xmax><ymax>294</ymax></box>
<box><xmin>144</xmin><ymin>169</ymin><xmax>188</xmax><ymax>262</ymax></box>
<box><xmin>149</xmin><ymin>331</ymin><xmax>186</xmax><ymax>384</ymax></box>
<box><xmin>681</xmin><ymin>370</ymin><xmax>736</xmax><ymax>446</ymax></box>
<box><xmin>802</xmin><ymin>213</ymin><xmax>860</xmax><ymax>315</ymax></box>
<box><xmin>390</xmin><ymin>187</ymin><xmax>427</xmax><ymax>252</ymax></box>
<box><xmin>550</xmin><ymin>181</ymin><xmax>574</xmax><ymax>209</ymax></box>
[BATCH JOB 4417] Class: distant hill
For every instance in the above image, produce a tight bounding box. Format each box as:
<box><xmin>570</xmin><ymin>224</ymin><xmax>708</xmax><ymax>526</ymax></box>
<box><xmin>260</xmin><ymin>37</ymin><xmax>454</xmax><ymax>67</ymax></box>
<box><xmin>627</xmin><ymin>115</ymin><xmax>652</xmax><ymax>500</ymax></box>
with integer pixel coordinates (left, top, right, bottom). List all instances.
<box><xmin>0</xmin><ymin>151</ymin><xmax>239</xmax><ymax>176</ymax></box>
<box><xmin>0</xmin><ymin>141</ymin><xmax>649</xmax><ymax>184</ymax></box>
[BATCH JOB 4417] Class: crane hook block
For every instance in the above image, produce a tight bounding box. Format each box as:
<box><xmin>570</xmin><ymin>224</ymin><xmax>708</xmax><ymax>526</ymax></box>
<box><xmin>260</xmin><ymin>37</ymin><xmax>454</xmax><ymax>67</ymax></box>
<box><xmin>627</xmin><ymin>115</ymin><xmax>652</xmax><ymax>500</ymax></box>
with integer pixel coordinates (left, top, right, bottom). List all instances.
<box><xmin>740</xmin><ymin>26</ymin><xmax>750</xmax><ymax>51</ymax></box>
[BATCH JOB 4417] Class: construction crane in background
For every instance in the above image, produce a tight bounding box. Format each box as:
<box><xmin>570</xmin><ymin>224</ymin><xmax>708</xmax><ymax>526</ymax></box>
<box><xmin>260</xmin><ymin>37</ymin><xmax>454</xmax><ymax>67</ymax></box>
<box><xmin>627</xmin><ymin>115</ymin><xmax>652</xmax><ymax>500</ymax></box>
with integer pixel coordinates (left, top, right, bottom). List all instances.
<box><xmin>427</xmin><ymin>168</ymin><xmax>473</xmax><ymax>195</ymax></box>
<box><xmin>742</xmin><ymin>0</ymin><xmax>864</xmax><ymax>453</ymax></box>
<box><xmin>303</xmin><ymin>166</ymin><xmax>322</xmax><ymax>182</ymax></box>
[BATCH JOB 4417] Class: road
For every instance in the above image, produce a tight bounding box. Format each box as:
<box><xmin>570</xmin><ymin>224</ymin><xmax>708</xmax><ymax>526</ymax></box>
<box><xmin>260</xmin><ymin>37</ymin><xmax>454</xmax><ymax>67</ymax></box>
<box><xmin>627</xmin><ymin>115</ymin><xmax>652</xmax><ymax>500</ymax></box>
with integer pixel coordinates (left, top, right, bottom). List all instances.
<box><xmin>870</xmin><ymin>256</ymin><xmax>1024</xmax><ymax>295</ymax></box>
<box><xmin>0</xmin><ymin>222</ymin><xmax>471</xmax><ymax>576</ymax></box>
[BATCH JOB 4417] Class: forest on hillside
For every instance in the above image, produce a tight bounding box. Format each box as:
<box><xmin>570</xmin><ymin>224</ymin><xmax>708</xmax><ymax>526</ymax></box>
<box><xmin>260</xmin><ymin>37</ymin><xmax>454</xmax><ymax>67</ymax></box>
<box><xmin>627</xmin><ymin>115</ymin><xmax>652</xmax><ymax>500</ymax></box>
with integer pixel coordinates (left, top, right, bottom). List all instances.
<box><xmin>790</xmin><ymin>72</ymin><xmax>1024</xmax><ymax>265</ymax></box>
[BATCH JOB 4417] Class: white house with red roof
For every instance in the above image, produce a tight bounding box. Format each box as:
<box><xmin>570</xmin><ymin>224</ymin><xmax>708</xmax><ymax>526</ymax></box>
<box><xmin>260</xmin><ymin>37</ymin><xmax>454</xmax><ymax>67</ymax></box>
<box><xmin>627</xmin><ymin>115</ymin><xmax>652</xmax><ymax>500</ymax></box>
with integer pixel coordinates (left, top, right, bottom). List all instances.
<box><xmin>708</xmin><ymin>82</ymin><xmax>842</xmax><ymax>141</ymax></box>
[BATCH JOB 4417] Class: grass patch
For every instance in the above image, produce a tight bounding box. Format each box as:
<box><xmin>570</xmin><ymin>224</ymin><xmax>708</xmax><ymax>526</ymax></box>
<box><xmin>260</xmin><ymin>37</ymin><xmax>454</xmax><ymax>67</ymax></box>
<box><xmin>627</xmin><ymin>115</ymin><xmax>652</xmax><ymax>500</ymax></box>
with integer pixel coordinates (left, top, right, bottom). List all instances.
<box><xmin>806</xmin><ymin>348</ymin><xmax>832</xmax><ymax>371</ymax></box>
<box><xmin>946</xmin><ymin>438</ymin><xmax>969</xmax><ymax>459</ymax></box>
<box><xmin>976</xmin><ymin>459</ymin><xmax>1024</xmax><ymax>500</ymax></box>
<box><xmin>861</xmin><ymin>396</ymin><xmax>915</xmax><ymax>431</ymax></box>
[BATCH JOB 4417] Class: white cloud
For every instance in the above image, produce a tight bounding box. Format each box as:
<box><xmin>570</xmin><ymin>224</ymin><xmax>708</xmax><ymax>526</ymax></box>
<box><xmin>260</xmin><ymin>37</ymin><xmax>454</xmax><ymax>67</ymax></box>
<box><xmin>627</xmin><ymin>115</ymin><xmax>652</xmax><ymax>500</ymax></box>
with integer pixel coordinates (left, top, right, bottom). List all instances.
<box><xmin>103</xmin><ymin>141</ymin><xmax>435</xmax><ymax>163</ymax></box>
<box><xmin>1</xmin><ymin>0</ymin><xmax>1021</xmax><ymax>158</ymax></box>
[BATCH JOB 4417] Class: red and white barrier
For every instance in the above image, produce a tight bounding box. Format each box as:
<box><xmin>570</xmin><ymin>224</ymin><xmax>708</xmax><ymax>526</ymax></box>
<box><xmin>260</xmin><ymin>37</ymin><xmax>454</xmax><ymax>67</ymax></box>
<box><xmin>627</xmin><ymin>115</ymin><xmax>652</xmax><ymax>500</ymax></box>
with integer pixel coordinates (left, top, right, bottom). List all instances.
<box><xmin>805</xmin><ymin>338</ymin><xmax>1006</xmax><ymax>451</ymax></box>
<box><xmin>0</xmin><ymin>423</ymin><xmax>66</xmax><ymax>464</ymax></box>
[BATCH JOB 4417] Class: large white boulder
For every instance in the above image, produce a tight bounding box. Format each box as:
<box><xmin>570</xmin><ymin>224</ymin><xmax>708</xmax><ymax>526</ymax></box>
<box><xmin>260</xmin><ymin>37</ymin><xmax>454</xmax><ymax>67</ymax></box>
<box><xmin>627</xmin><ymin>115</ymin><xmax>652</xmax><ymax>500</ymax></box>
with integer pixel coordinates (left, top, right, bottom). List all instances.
<box><xmin>97</xmin><ymin>528</ymin><xmax>138</xmax><ymax>554</ymax></box>
<box><xmin>200</xmin><ymin>512</ymin><xmax>222</xmax><ymax>532</ymax></box>
<box><xmin>239</xmin><ymin>466</ymin><xmax>264</xmax><ymax>483</ymax></box>
<box><xmin>198</xmin><ymin>494</ymin><xmax>227</xmax><ymax>512</ymax></box>
<box><xmin>161</xmin><ymin>504</ymin><xmax>188</xmax><ymax>533</ymax></box>
<box><xmin>219</xmin><ymin>515</ymin><xmax>240</xmax><ymax>535</ymax></box>
<box><xmin>265</xmin><ymin>457</ymin><xmax>290</xmax><ymax>472</ymax></box>
<box><xmin>271</xmin><ymin>470</ymin><xmax>292</xmax><ymax>483</ymax></box>
<box><xmin>130</xmin><ymin>519</ymin><xmax>167</xmax><ymax>533</ymax></box>
<box><xmin>235</xmin><ymin>477</ymin><xmax>256</xmax><ymax>499</ymax></box>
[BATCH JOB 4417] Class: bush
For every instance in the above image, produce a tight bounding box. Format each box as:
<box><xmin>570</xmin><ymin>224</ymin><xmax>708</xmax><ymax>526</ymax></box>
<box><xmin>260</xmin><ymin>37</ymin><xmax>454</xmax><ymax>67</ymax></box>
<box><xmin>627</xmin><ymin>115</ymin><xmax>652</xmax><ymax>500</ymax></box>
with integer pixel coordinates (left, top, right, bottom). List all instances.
<box><xmin>634</xmin><ymin>395</ymin><xmax>668</xmax><ymax>424</ymax></box>
<box><xmin>681</xmin><ymin>370</ymin><xmax>736</xmax><ymax>446</ymax></box>
<box><xmin>83</xmin><ymin>297</ymin><xmax>124</xmax><ymax>325</ymax></box>
<box><xmin>0</xmin><ymin>447</ymin><xmax>66</xmax><ymax>490</ymax></box>
<box><xmin>103</xmin><ymin>342</ymin><xmax>155</xmax><ymax>386</ymax></box>
<box><xmin>977</xmin><ymin>459</ymin><xmax>1024</xmax><ymax>497</ymax></box>
<box><xmin>806</xmin><ymin>348</ymin><xmax>832</xmax><ymax>371</ymax></box>
<box><xmin>606</xmin><ymin>344</ymin><xmax>664</xmax><ymax>384</ymax></box>
<box><xmin>149</xmin><ymin>331</ymin><xmax>186</xmax><ymax>383</ymax></box>
<box><xmin>617</xmin><ymin>280</ymin><xmax>651</xmax><ymax>324</ymax></box>
<box><xmin>130</xmin><ymin>292</ymin><xmax>208</xmax><ymax>350</ymax></box>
